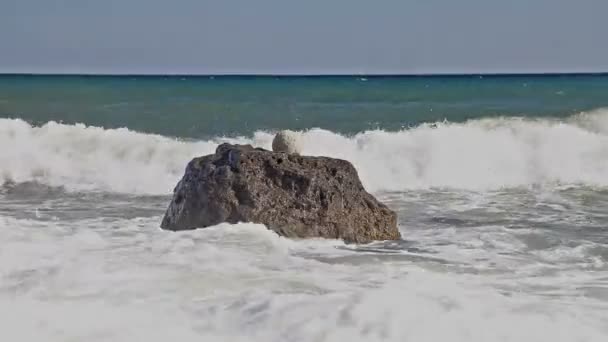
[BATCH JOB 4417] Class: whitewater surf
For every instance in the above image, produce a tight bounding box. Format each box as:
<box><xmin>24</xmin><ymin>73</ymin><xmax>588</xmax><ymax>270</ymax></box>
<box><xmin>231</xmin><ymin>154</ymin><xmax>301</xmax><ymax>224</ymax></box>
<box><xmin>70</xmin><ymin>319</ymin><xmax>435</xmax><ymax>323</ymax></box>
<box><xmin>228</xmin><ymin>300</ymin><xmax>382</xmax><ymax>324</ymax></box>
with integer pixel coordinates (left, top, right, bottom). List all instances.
<box><xmin>3</xmin><ymin>109</ymin><xmax>608</xmax><ymax>193</ymax></box>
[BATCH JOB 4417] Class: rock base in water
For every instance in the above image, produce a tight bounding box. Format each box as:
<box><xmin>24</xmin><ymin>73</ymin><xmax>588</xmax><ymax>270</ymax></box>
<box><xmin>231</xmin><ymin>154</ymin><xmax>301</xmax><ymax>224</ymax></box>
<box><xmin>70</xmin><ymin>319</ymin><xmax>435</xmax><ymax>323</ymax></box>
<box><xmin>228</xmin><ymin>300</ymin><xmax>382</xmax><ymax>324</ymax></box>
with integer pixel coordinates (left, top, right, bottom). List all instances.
<box><xmin>161</xmin><ymin>144</ymin><xmax>400</xmax><ymax>243</ymax></box>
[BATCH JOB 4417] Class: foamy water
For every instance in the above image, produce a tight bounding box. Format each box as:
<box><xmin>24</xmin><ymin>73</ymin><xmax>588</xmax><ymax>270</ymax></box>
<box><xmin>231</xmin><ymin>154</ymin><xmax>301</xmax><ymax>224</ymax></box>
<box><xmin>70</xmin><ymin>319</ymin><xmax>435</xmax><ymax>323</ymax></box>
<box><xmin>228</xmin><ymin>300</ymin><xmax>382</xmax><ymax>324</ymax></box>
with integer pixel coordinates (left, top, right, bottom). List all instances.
<box><xmin>2</xmin><ymin>108</ymin><xmax>608</xmax><ymax>194</ymax></box>
<box><xmin>1</xmin><ymin>210</ymin><xmax>607</xmax><ymax>342</ymax></box>
<box><xmin>2</xmin><ymin>111</ymin><xmax>608</xmax><ymax>341</ymax></box>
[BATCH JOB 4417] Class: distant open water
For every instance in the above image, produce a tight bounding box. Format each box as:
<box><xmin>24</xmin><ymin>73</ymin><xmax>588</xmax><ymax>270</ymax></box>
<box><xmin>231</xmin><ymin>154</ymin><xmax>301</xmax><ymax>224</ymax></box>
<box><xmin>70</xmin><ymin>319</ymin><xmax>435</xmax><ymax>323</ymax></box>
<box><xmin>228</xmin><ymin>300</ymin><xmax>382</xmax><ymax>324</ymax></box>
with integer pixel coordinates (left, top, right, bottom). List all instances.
<box><xmin>1</xmin><ymin>75</ymin><xmax>608</xmax><ymax>341</ymax></box>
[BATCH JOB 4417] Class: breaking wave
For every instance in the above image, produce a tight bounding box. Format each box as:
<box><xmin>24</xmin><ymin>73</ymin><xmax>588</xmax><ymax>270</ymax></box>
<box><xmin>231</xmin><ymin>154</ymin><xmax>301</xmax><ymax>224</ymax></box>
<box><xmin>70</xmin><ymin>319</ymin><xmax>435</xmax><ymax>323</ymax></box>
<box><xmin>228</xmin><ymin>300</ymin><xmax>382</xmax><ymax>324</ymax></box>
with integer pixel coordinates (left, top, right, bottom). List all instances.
<box><xmin>2</xmin><ymin>108</ymin><xmax>608</xmax><ymax>194</ymax></box>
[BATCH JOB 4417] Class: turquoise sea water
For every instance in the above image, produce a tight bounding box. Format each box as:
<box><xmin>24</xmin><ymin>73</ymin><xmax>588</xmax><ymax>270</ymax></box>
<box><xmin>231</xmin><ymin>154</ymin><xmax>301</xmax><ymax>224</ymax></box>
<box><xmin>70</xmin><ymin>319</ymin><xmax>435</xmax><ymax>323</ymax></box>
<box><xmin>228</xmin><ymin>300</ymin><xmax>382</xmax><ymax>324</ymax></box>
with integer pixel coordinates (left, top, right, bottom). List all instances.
<box><xmin>2</xmin><ymin>74</ymin><xmax>608</xmax><ymax>137</ymax></box>
<box><xmin>2</xmin><ymin>74</ymin><xmax>608</xmax><ymax>341</ymax></box>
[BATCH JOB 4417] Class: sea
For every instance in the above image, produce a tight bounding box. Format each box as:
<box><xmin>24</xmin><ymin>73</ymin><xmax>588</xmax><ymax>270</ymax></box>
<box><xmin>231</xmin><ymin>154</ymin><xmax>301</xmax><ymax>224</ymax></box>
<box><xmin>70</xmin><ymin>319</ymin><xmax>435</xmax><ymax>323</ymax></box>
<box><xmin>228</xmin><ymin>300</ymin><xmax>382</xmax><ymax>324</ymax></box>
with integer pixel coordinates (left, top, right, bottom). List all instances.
<box><xmin>1</xmin><ymin>74</ymin><xmax>608</xmax><ymax>341</ymax></box>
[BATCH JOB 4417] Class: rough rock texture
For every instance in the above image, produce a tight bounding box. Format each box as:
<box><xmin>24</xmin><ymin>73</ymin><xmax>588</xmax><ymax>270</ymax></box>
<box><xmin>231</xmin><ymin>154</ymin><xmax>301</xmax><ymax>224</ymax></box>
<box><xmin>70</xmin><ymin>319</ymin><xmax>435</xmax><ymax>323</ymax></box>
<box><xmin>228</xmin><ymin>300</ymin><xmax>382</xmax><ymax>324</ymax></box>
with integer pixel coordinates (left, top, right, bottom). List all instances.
<box><xmin>161</xmin><ymin>144</ymin><xmax>400</xmax><ymax>243</ymax></box>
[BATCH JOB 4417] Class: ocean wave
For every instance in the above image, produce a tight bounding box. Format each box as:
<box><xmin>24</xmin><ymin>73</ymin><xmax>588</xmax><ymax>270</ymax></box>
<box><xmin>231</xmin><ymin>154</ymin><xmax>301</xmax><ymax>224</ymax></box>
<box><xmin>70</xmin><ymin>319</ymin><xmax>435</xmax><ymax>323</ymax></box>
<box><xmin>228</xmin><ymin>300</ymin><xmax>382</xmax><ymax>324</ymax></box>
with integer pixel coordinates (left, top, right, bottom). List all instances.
<box><xmin>2</xmin><ymin>108</ymin><xmax>608</xmax><ymax>194</ymax></box>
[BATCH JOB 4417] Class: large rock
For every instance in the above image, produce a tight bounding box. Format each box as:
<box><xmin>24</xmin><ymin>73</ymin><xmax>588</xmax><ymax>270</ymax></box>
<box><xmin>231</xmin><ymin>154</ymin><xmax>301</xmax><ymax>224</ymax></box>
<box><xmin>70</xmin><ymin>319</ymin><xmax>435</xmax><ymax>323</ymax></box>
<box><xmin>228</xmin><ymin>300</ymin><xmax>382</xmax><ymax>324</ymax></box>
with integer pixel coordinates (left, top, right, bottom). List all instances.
<box><xmin>160</xmin><ymin>143</ymin><xmax>401</xmax><ymax>243</ymax></box>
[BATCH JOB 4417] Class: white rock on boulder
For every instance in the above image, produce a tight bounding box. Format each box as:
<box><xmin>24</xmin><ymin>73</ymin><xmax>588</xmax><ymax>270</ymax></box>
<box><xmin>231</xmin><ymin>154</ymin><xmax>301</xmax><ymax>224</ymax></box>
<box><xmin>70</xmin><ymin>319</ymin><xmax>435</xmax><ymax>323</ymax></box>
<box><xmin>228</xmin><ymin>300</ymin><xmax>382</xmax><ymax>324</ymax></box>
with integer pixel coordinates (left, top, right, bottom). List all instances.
<box><xmin>272</xmin><ymin>130</ymin><xmax>302</xmax><ymax>154</ymax></box>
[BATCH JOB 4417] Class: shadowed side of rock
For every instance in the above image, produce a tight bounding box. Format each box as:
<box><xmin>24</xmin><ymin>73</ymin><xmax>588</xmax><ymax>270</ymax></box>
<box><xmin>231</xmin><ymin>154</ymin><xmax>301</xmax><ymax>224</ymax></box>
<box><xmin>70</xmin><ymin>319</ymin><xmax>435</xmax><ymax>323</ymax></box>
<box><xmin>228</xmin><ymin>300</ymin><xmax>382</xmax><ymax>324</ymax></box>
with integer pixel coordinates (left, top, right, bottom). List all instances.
<box><xmin>161</xmin><ymin>143</ymin><xmax>401</xmax><ymax>243</ymax></box>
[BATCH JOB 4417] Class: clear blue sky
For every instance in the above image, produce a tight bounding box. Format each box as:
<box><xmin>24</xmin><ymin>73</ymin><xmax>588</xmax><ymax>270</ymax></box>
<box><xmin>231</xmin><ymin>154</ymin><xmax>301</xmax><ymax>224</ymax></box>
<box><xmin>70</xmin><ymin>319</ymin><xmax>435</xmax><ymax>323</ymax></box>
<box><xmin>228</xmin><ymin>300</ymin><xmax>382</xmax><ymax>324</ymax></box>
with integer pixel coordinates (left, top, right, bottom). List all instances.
<box><xmin>2</xmin><ymin>0</ymin><xmax>607</xmax><ymax>74</ymax></box>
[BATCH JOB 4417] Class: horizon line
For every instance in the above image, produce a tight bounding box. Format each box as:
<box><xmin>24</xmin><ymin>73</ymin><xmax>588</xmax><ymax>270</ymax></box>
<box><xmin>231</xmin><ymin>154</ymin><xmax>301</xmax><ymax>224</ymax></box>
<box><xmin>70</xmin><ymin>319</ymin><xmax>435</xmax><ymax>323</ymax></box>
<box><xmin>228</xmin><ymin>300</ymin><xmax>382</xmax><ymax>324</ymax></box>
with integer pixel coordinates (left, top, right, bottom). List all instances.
<box><xmin>1</xmin><ymin>71</ymin><xmax>608</xmax><ymax>78</ymax></box>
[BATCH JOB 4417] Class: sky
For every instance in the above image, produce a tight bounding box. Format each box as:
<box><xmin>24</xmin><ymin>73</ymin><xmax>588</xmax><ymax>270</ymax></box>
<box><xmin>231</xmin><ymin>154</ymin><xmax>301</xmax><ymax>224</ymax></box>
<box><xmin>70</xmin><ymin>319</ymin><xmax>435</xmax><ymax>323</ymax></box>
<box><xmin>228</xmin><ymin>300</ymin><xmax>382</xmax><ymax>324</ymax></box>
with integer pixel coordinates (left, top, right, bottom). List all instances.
<box><xmin>2</xmin><ymin>0</ymin><xmax>608</xmax><ymax>75</ymax></box>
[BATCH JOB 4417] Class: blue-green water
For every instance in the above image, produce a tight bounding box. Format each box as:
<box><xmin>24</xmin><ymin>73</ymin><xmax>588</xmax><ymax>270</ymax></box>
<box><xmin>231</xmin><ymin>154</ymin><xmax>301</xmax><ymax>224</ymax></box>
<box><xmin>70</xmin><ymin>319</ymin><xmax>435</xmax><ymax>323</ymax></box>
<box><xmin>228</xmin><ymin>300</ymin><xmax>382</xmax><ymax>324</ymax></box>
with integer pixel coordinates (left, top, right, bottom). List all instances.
<box><xmin>2</xmin><ymin>74</ymin><xmax>608</xmax><ymax>138</ymax></box>
<box><xmin>2</xmin><ymin>74</ymin><xmax>608</xmax><ymax>341</ymax></box>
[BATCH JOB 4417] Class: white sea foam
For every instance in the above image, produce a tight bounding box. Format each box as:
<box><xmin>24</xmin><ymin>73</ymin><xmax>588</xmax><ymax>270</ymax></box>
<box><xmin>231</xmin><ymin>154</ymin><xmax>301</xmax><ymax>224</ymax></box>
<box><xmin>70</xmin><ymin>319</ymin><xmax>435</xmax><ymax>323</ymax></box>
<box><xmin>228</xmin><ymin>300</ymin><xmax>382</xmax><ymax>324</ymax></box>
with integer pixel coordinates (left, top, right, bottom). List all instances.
<box><xmin>0</xmin><ymin>119</ymin><xmax>222</xmax><ymax>194</ymax></box>
<box><xmin>2</xmin><ymin>108</ymin><xmax>608</xmax><ymax>194</ymax></box>
<box><xmin>1</xmin><ymin>216</ymin><xmax>607</xmax><ymax>342</ymax></box>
